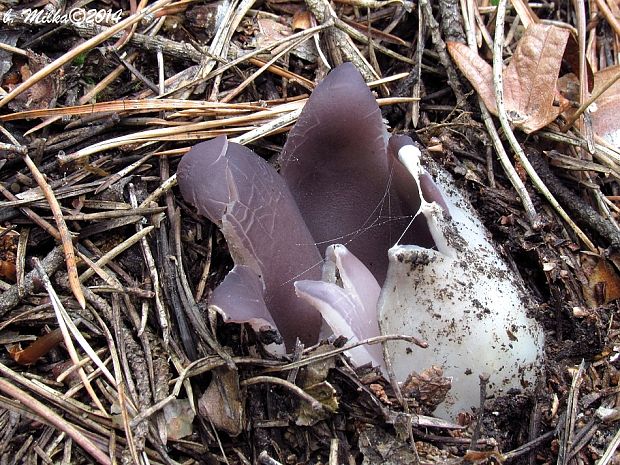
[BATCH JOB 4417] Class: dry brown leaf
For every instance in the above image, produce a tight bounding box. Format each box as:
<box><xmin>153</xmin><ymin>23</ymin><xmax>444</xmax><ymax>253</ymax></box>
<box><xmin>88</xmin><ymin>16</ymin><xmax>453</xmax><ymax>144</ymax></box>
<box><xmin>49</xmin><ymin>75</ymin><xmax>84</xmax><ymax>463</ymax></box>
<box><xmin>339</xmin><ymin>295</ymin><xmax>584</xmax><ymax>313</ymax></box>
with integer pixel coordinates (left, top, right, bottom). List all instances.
<box><xmin>0</xmin><ymin>227</ymin><xmax>18</xmax><ymax>282</ymax></box>
<box><xmin>162</xmin><ymin>399</ymin><xmax>195</xmax><ymax>441</ymax></box>
<box><xmin>583</xmin><ymin>257</ymin><xmax>620</xmax><ymax>307</ymax></box>
<box><xmin>255</xmin><ymin>18</ymin><xmax>293</xmax><ymax>48</ymax></box>
<box><xmin>448</xmin><ymin>23</ymin><xmax>570</xmax><ymax>133</ymax></box>
<box><xmin>509</xmin><ymin>0</ymin><xmax>538</xmax><ymax>28</ymax></box>
<box><xmin>447</xmin><ymin>41</ymin><xmax>498</xmax><ymax>111</ymax></box>
<box><xmin>462</xmin><ymin>449</ymin><xmax>505</xmax><ymax>464</ymax></box>
<box><xmin>562</xmin><ymin>35</ymin><xmax>594</xmax><ymax>92</ymax></box>
<box><xmin>197</xmin><ymin>366</ymin><xmax>244</xmax><ymax>436</ymax></box>
<box><xmin>295</xmin><ymin>381</ymin><xmax>338</xmax><ymax>426</ymax></box>
<box><xmin>292</xmin><ymin>9</ymin><xmax>313</xmax><ymax>30</ymax></box>
<box><xmin>9</xmin><ymin>328</ymin><xmax>64</xmax><ymax>365</ymax></box>
<box><xmin>559</xmin><ymin>65</ymin><xmax>620</xmax><ymax>146</ymax></box>
<box><xmin>7</xmin><ymin>51</ymin><xmax>62</xmax><ymax>113</ymax></box>
<box><xmin>252</xmin><ymin>17</ymin><xmax>317</xmax><ymax>62</ymax></box>
<box><xmin>401</xmin><ymin>365</ymin><xmax>451</xmax><ymax>415</ymax></box>
<box><xmin>503</xmin><ymin>23</ymin><xmax>570</xmax><ymax>132</ymax></box>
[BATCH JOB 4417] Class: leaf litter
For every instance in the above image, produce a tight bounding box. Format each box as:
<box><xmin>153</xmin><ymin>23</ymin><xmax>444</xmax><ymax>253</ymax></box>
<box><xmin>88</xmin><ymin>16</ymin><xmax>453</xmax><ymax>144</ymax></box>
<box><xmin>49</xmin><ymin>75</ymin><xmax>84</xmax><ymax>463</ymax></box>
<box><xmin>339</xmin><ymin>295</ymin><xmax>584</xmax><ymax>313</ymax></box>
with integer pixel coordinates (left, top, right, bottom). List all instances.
<box><xmin>0</xmin><ymin>1</ymin><xmax>619</xmax><ymax>465</ymax></box>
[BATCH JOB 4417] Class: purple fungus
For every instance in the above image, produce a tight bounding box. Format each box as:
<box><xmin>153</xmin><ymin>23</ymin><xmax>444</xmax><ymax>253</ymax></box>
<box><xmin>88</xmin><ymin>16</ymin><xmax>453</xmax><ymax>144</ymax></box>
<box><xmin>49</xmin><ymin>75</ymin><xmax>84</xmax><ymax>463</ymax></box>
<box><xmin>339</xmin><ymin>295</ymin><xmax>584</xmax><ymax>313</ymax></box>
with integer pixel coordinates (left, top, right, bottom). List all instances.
<box><xmin>177</xmin><ymin>63</ymin><xmax>545</xmax><ymax>419</ymax></box>
<box><xmin>177</xmin><ymin>136</ymin><xmax>322</xmax><ymax>347</ymax></box>
<box><xmin>176</xmin><ymin>65</ymin><xmax>440</xmax><ymax>349</ymax></box>
<box><xmin>209</xmin><ymin>265</ymin><xmax>277</xmax><ymax>335</ymax></box>
<box><xmin>295</xmin><ymin>244</ymin><xmax>383</xmax><ymax>367</ymax></box>
<box><xmin>279</xmin><ymin>63</ymin><xmax>421</xmax><ymax>283</ymax></box>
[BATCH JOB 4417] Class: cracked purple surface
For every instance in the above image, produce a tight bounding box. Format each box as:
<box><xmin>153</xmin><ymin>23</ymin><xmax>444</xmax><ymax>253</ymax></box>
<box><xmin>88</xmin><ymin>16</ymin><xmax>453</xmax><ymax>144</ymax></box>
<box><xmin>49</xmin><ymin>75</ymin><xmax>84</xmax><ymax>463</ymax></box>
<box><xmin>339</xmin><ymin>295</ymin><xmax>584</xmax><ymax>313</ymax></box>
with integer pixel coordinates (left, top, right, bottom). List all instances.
<box><xmin>177</xmin><ymin>136</ymin><xmax>322</xmax><ymax>347</ymax></box>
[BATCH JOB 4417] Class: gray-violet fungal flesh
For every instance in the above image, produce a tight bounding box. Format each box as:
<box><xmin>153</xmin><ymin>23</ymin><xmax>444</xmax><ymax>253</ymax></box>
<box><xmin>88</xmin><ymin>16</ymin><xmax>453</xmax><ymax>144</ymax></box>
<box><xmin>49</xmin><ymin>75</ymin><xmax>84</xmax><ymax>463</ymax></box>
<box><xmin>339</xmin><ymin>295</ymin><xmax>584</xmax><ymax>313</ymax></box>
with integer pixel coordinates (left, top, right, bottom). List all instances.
<box><xmin>279</xmin><ymin>63</ymin><xmax>433</xmax><ymax>284</ymax></box>
<box><xmin>177</xmin><ymin>63</ymin><xmax>545</xmax><ymax>419</ymax></box>
<box><xmin>295</xmin><ymin>244</ymin><xmax>383</xmax><ymax>368</ymax></box>
<box><xmin>177</xmin><ymin>136</ymin><xmax>322</xmax><ymax>347</ymax></box>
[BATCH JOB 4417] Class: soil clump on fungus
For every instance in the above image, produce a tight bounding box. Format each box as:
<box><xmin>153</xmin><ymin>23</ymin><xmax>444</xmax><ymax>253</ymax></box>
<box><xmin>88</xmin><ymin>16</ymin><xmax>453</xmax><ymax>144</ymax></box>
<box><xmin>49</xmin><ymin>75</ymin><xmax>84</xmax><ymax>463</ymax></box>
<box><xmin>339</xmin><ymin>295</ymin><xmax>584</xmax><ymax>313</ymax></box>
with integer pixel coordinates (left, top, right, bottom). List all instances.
<box><xmin>0</xmin><ymin>1</ymin><xmax>619</xmax><ymax>464</ymax></box>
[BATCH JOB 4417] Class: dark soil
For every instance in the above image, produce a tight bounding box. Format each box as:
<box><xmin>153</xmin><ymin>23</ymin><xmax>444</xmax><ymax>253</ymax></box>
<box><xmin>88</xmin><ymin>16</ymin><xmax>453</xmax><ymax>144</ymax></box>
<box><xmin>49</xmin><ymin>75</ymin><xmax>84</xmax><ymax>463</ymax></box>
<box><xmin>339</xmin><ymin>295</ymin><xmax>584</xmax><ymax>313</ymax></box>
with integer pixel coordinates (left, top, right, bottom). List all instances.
<box><xmin>0</xmin><ymin>1</ymin><xmax>619</xmax><ymax>465</ymax></box>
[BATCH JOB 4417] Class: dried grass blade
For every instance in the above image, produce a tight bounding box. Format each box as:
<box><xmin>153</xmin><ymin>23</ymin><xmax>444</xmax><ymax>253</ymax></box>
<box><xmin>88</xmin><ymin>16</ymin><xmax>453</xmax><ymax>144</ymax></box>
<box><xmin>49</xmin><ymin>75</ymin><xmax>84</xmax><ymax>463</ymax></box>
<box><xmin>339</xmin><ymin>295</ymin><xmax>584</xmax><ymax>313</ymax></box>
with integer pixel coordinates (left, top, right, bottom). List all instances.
<box><xmin>246</xmin><ymin>57</ymin><xmax>315</xmax><ymax>91</ymax></box>
<box><xmin>128</xmin><ymin>185</ymin><xmax>168</xmax><ymax>343</ymax></box>
<box><xmin>0</xmin><ymin>183</ymin><xmax>61</xmax><ymax>240</ymax></box>
<box><xmin>56</xmin><ymin>349</ymin><xmax>109</xmax><ymax>383</ymax></box>
<box><xmin>76</xmin><ymin>251</ymin><xmax>124</xmax><ymax>292</ymax></box>
<box><xmin>78</xmin><ymin>226</ymin><xmax>155</xmax><ymax>283</ymax></box>
<box><xmin>117</xmin><ymin>383</ymin><xmax>140</xmax><ymax>464</ymax></box>
<box><xmin>222</xmin><ymin>34</ymin><xmax>312</xmax><ymax>102</ymax></box>
<box><xmin>0</xmin><ymin>378</ymin><xmax>112</xmax><ymax>465</ymax></box>
<box><xmin>594</xmin><ymin>0</ymin><xmax>620</xmax><ymax>37</ymax></box>
<box><xmin>21</xmin><ymin>154</ymin><xmax>85</xmax><ymax>308</ymax></box>
<box><xmin>69</xmin><ymin>106</ymin><xmax>294</xmax><ymax>158</ymax></box>
<box><xmin>139</xmin><ymin>176</ymin><xmax>177</xmax><ymax>208</ymax></box>
<box><xmin>231</xmin><ymin>107</ymin><xmax>303</xmax><ymax>146</ymax></box>
<box><xmin>558</xmin><ymin>361</ymin><xmax>586</xmax><ymax>465</ymax></box>
<box><xmin>0</xmin><ymin>0</ymin><xmax>173</xmax><ymax>109</ymax></box>
<box><xmin>597</xmin><ymin>426</ymin><xmax>620</xmax><ymax>465</ymax></box>
<box><xmin>95</xmin><ymin>153</ymin><xmax>153</xmax><ymax>195</ymax></box>
<box><xmin>62</xmin><ymin>207</ymin><xmax>166</xmax><ymax>221</ymax></box>
<box><xmin>493</xmin><ymin>0</ymin><xmax>596</xmax><ymax>249</ymax></box>
<box><xmin>509</xmin><ymin>0</ymin><xmax>538</xmax><ymax>27</ymax></box>
<box><xmin>1</xmin><ymin>99</ymin><xmax>262</xmax><ymax>122</ymax></box>
<box><xmin>23</xmin><ymin>52</ymin><xmax>140</xmax><ymax>136</ymax></box>
<box><xmin>32</xmin><ymin>258</ymin><xmax>109</xmax><ymax>416</ymax></box>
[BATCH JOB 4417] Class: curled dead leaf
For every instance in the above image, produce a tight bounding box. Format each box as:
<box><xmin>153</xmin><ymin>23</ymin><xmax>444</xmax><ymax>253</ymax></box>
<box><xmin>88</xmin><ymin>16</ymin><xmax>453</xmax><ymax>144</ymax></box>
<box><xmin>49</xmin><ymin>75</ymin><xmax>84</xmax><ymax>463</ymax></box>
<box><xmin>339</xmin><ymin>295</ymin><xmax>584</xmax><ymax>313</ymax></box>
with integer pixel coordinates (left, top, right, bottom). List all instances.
<box><xmin>9</xmin><ymin>328</ymin><xmax>64</xmax><ymax>365</ymax></box>
<box><xmin>253</xmin><ymin>17</ymin><xmax>317</xmax><ymax>62</ymax></box>
<box><xmin>448</xmin><ymin>23</ymin><xmax>570</xmax><ymax>133</ymax></box>
<box><xmin>581</xmin><ymin>254</ymin><xmax>620</xmax><ymax>307</ymax></box>
<box><xmin>447</xmin><ymin>41</ymin><xmax>496</xmax><ymax>112</ymax></box>
<box><xmin>0</xmin><ymin>227</ymin><xmax>18</xmax><ymax>282</ymax></box>
<box><xmin>503</xmin><ymin>24</ymin><xmax>569</xmax><ymax>132</ymax></box>
<box><xmin>295</xmin><ymin>344</ymin><xmax>338</xmax><ymax>425</ymax></box>
<box><xmin>295</xmin><ymin>381</ymin><xmax>338</xmax><ymax>426</ymax></box>
<box><xmin>401</xmin><ymin>365</ymin><xmax>451</xmax><ymax>414</ymax></box>
<box><xmin>198</xmin><ymin>366</ymin><xmax>244</xmax><ymax>436</ymax></box>
<box><xmin>463</xmin><ymin>448</ymin><xmax>505</xmax><ymax>463</ymax></box>
<box><xmin>7</xmin><ymin>51</ymin><xmax>62</xmax><ymax>113</ymax></box>
<box><xmin>163</xmin><ymin>399</ymin><xmax>196</xmax><ymax>440</ymax></box>
<box><xmin>292</xmin><ymin>9</ymin><xmax>313</xmax><ymax>30</ymax></box>
<box><xmin>369</xmin><ymin>383</ymin><xmax>392</xmax><ymax>405</ymax></box>
<box><xmin>559</xmin><ymin>65</ymin><xmax>620</xmax><ymax>147</ymax></box>
<box><xmin>359</xmin><ymin>425</ymin><xmax>432</xmax><ymax>465</ymax></box>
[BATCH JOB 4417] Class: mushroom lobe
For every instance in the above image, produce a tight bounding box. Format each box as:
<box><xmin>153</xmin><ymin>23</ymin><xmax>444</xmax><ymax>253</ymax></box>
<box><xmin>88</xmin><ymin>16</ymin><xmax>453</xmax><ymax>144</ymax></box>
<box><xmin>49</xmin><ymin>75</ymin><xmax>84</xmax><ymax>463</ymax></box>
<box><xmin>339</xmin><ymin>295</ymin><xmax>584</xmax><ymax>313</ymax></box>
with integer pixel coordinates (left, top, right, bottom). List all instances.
<box><xmin>177</xmin><ymin>136</ymin><xmax>322</xmax><ymax>347</ymax></box>
<box><xmin>280</xmin><ymin>63</ymin><xmax>429</xmax><ymax>283</ymax></box>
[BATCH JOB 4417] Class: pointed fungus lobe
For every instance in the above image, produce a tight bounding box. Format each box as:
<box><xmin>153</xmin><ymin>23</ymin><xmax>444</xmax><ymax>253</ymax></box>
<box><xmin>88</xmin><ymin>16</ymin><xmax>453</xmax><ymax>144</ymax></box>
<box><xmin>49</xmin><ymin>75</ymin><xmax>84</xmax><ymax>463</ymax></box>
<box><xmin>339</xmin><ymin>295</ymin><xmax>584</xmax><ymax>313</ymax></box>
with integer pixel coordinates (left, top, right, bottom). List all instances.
<box><xmin>387</xmin><ymin>135</ymin><xmax>449</xmax><ymax>214</ymax></box>
<box><xmin>295</xmin><ymin>244</ymin><xmax>383</xmax><ymax>367</ymax></box>
<box><xmin>279</xmin><ymin>63</ymin><xmax>417</xmax><ymax>283</ymax></box>
<box><xmin>177</xmin><ymin>136</ymin><xmax>322</xmax><ymax>347</ymax></box>
<box><xmin>209</xmin><ymin>265</ymin><xmax>277</xmax><ymax>332</ymax></box>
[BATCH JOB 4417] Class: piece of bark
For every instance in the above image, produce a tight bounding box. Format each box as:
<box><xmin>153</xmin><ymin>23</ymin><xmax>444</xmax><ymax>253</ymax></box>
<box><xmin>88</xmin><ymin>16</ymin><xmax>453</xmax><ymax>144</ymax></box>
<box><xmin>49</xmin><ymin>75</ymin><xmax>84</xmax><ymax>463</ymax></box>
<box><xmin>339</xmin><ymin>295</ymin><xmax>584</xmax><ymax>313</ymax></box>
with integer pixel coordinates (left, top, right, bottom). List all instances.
<box><xmin>0</xmin><ymin>246</ymin><xmax>65</xmax><ymax>317</ymax></box>
<box><xmin>529</xmin><ymin>150</ymin><xmax>620</xmax><ymax>249</ymax></box>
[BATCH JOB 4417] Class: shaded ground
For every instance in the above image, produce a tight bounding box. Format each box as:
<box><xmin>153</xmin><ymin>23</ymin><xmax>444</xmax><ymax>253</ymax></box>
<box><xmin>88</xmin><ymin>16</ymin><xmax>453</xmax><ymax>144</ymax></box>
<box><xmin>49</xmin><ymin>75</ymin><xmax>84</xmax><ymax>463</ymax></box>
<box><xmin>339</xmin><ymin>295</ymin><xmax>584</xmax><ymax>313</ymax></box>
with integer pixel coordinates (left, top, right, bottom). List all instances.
<box><xmin>0</xmin><ymin>1</ymin><xmax>619</xmax><ymax>464</ymax></box>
